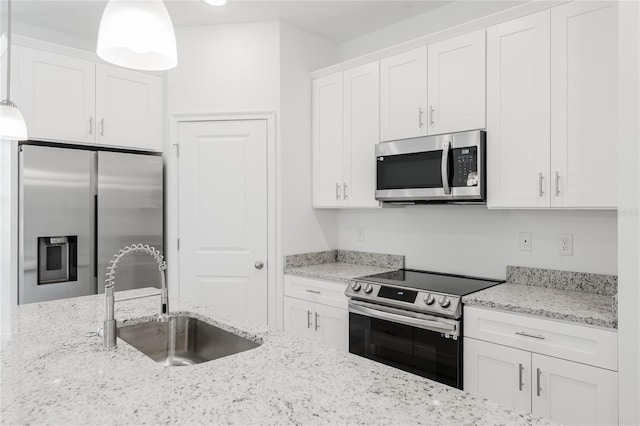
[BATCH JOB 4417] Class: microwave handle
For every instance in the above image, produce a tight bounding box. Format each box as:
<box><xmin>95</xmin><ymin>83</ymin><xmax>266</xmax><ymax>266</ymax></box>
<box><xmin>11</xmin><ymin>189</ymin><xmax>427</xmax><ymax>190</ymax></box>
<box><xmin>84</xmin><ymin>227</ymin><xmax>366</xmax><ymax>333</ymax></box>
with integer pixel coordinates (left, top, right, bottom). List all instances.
<box><xmin>441</xmin><ymin>140</ymin><xmax>451</xmax><ymax>195</ymax></box>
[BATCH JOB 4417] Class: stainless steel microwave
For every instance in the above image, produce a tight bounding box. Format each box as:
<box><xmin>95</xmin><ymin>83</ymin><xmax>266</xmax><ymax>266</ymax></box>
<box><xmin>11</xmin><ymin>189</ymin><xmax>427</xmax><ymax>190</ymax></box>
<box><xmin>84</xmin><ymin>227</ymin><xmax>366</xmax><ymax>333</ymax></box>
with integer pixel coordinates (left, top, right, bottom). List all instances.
<box><xmin>375</xmin><ymin>130</ymin><xmax>486</xmax><ymax>203</ymax></box>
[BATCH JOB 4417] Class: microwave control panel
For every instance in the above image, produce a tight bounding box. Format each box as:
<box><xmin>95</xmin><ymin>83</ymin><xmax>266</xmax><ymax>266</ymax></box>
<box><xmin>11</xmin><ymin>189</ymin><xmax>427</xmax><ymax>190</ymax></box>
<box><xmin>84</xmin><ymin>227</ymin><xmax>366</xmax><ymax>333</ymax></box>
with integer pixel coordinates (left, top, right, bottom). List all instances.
<box><xmin>451</xmin><ymin>146</ymin><xmax>478</xmax><ymax>187</ymax></box>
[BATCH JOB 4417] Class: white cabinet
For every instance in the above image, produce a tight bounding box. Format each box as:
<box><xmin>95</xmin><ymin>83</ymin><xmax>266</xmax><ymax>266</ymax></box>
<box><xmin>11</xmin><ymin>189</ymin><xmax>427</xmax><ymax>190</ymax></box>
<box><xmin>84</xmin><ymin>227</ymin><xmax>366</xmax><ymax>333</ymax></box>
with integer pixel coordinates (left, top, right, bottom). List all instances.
<box><xmin>427</xmin><ymin>30</ymin><xmax>486</xmax><ymax>135</ymax></box>
<box><xmin>487</xmin><ymin>3</ymin><xmax>617</xmax><ymax>209</ymax></box>
<box><xmin>96</xmin><ymin>65</ymin><xmax>162</xmax><ymax>151</ymax></box>
<box><xmin>14</xmin><ymin>46</ymin><xmax>96</xmax><ymax>144</ymax></box>
<box><xmin>380</xmin><ymin>47</ymin><xmax>427</xmax><ymax>141</ymax></box>
<box><xmin>283</xmin><ymin>275</ymin><xmax>349</xmax><ymax>352</ymax></box>
<box><xmin>464</xmin><ymin>306</ymin><xmax>618</xmax><ymax>425</ymax></box>
<box><xmin>312</xmin><ymin>62</ymin><xmax>379</xmax><ymax>208</ymax></box>
<box><xmin>13</xmin><ymin>45</ymin><xmax>163</xmax><ymax>151</ymax></box>
<box><xmin>550</xmin><ymin>1</ymin><xmax>617</xmax><ymax>208</ymax></box>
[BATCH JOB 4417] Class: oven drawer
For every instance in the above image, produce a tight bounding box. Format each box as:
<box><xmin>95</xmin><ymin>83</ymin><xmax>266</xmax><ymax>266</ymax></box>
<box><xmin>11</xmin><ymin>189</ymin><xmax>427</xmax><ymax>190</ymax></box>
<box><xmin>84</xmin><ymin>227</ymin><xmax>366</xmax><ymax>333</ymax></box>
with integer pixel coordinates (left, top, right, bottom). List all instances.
<box><xmin>284</xmin><ymin>275</ymin><xmax>348</xmax><ymax>309</ymax></box>
<box><xmin>464</xmin><ymin>306</ymin><xmax>617</xmax><ymax>371</ymax></box>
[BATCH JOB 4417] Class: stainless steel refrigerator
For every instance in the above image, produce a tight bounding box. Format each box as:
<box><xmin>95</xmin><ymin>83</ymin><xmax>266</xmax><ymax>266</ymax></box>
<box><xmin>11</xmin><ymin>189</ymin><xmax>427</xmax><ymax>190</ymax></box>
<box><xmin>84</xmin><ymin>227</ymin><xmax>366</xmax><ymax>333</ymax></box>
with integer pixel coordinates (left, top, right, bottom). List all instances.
<box><xmin>18</xmin><ymin>145</ymin><xmax>163</xmax><ymax>304</ymax></box>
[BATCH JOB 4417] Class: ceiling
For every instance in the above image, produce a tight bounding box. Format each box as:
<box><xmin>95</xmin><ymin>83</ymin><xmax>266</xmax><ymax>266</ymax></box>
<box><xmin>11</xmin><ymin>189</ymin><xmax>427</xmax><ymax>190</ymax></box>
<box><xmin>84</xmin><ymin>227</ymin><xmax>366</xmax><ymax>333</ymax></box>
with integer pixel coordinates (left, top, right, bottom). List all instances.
<box><xmin>11</xmin><ymin>0</ymin><xmax>454</xmax><ymax>45</ymax></box>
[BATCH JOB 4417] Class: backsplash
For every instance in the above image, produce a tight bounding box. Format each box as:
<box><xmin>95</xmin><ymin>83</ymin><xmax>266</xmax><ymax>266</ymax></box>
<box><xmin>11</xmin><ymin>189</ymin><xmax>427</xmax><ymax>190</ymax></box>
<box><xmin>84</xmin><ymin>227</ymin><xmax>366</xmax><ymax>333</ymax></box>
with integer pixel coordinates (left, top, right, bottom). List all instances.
<box><xmin>506</xmin><ymin>265</ymin><xmax>617</xmax><ymax>296</ymax></box>
<box><xmin>284</xmin><ymin>250</ymin><xmax>404</xmax><ymax>269</ymax></box>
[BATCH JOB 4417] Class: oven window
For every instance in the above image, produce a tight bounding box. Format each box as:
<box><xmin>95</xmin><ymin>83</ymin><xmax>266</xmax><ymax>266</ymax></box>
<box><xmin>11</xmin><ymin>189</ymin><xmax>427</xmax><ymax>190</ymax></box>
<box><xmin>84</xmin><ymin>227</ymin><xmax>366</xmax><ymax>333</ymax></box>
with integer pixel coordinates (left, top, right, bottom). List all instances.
<box><xmin>349</xmin><ymin>312</ymin><xmax>461</xmax><ymax>389</ymax></box>
<box><xmin>377</xmin><ymin>151</ymin><xmax>443</xmax><ymax>190</ymax></box>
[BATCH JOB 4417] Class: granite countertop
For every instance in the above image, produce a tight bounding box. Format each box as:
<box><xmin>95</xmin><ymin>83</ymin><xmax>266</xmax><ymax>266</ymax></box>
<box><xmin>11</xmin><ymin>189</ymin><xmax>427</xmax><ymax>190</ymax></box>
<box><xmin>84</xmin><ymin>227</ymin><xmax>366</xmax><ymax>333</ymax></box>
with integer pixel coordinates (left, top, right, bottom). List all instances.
<box><xmin>283</xmin><ymin>249</ymin><xmax>403</xmax><ymax>283</ymax></box>
<box><xmin>1</xmin><ymin>288</ymin><xmax>550</xmax><ymax>425</ymax></box>
<box><xmin>463</xmin><ymin>284</ymin><xmax>617</xmax><ymax>329</ymax></box>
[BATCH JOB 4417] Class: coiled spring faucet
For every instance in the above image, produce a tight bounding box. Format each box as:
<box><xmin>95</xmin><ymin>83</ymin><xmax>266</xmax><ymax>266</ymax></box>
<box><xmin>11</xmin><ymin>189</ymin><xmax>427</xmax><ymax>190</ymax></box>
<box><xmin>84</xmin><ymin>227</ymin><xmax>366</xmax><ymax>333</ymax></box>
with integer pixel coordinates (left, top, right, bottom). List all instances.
<box><xmin>103</xmin><ymin>244</ymin><xmax>168</xmax><ymax>350</ymax></box>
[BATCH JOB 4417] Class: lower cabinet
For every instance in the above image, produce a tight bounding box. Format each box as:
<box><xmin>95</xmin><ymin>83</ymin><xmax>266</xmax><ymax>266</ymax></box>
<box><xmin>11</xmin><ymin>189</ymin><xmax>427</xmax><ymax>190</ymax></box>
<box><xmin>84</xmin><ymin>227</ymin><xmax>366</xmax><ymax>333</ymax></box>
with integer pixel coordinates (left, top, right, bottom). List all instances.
<box><xmin>283</xmin><ymin>275</ymin><xmax>349</xmax><ymax>352</ymax></box>
<box><xmin>464</xmin><ymin>306</ymin><xmax>618</xmax><ymax>426</ymax></box>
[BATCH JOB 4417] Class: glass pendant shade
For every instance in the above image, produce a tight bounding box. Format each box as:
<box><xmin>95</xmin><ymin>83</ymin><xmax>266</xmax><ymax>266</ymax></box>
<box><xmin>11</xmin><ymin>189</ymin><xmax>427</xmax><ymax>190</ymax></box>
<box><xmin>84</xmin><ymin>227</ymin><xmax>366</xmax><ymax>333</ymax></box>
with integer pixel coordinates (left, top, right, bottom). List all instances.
<box><xmin>0</xmin><ymin>100</ymin><xmax>28</xmax><ymax>141</ymax></box>
<box><xmin>97</xmin><ymin>0</ymin><xmax>177</xmax><ymax>71</ymax></box>
<box><xmin>204</xmin><ymin>0</ymin><xmax>228</xmax><ymax>6</ymax></box>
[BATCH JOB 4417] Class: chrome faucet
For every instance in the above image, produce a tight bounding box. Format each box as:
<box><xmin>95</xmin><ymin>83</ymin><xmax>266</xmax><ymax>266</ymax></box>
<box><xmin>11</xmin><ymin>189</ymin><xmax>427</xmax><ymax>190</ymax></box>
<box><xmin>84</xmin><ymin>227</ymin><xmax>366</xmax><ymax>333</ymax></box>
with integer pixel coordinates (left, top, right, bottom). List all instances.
<box><xmin>102</xmin><ymin>244</ymin><xmax>168</xmax><ymax>350</ymax></box>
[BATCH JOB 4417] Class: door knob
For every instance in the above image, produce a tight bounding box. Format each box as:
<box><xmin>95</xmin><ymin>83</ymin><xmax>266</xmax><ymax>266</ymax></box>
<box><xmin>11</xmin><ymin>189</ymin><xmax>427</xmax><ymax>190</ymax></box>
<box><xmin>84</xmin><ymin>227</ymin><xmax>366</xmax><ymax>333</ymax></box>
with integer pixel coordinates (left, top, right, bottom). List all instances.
<box><xmin>255</xmin><ymin>261</ymin><xmax>264</xmax><ymax>270</ymax></box>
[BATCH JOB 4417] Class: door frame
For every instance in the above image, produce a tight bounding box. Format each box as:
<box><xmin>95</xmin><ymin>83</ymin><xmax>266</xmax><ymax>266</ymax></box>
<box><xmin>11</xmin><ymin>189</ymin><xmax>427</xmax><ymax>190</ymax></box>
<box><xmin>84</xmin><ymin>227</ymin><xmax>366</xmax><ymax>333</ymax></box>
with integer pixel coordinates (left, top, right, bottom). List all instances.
<box><xmin>167</xmin><ymin>111</ymin><xmax>279</xmax><ymax>327</ymax></box>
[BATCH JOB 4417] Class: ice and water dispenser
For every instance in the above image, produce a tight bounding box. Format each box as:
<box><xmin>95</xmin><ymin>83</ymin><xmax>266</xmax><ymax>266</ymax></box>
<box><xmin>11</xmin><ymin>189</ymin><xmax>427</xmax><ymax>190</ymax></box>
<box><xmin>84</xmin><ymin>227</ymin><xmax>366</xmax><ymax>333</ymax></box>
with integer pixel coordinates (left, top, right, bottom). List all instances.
<box><xmin>37</xmin><ymin>236</ymin><xmax>78</xmax><ymax>284</ymax></box>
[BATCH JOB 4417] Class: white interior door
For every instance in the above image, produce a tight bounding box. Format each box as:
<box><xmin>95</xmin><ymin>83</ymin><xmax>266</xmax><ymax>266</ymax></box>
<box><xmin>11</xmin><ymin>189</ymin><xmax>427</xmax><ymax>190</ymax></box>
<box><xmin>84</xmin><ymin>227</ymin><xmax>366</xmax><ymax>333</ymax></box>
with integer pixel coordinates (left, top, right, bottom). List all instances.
<box><xmin>178</xmin><ymin>120</ymin><xmax>268</xmax><ymax>325</ymax></box>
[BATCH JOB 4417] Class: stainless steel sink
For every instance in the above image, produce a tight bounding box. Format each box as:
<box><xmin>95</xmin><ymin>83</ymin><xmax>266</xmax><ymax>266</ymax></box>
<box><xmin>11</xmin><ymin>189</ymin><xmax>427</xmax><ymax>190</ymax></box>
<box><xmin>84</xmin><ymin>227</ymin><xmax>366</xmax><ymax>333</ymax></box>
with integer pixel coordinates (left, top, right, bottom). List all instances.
<box><xmin>117</xmin><ymin>315</ymin><xmax>260</xmax><ymax>366</ymax></box>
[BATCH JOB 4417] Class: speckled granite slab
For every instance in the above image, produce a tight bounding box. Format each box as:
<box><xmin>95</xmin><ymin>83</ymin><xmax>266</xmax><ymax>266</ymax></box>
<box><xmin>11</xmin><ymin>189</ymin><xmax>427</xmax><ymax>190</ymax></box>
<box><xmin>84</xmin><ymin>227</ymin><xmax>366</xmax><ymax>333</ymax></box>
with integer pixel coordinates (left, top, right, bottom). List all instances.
<box><xmin>507</xmin><ymin>265</ymin><xmax>617</xmax><ymax>295</ymax></box>
<box><xmin>463</xmin><ymin>284</ymin><xmax>618</xmax><ymax>329</ymax></box>
<box><xmin>0</xmin><ymin>288</ymin><xmax>551</xmax><ymax>425</ymax></box>
<box><xmin>284</xmin><ymin>250</ymin><xmax>404</xmax><ymax>283</ymax></box>
<box><xmin>284</xmin><ymin>249</ymin><xmax>404</xmax><ymax>269</ymax></box>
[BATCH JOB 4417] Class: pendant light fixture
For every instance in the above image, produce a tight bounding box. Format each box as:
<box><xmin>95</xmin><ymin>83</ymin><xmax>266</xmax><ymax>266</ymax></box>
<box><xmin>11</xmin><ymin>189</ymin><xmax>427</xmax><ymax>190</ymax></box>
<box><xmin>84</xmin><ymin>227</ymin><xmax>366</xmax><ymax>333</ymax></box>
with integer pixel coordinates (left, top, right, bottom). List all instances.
<box><xmin>0</xmin><ymin>0</ymin><xmax>28</xmax><ymax>141</ymax></box>
<box><xmin>204</xmin><ymin>0</ymin><xmax>228</xmax><ymax>6</ymax></box>
<box><xmin>97</xmin><ymin>0</ymin><xmax>177</xmax><ymax>71</ymax></box>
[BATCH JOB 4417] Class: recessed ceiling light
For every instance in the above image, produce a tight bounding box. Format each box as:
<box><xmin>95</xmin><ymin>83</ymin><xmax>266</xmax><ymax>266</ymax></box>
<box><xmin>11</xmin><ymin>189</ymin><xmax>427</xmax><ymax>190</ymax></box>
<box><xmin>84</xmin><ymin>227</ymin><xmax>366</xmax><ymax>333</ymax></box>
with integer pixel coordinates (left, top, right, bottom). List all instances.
<box><xmin>204</xmin><ymin>0</ymin><xmax>228</xmax><ymax>6</ymax></box>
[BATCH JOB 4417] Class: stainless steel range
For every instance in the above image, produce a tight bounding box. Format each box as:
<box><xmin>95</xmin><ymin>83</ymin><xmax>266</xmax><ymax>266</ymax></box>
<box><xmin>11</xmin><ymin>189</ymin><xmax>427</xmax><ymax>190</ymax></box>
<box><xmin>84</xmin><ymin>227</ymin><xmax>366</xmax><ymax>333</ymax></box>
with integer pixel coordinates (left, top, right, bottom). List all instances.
<box><xmin>345</xmin><ymin>269</ymin><xmax>503</xmax><ymax>389</ymax></box>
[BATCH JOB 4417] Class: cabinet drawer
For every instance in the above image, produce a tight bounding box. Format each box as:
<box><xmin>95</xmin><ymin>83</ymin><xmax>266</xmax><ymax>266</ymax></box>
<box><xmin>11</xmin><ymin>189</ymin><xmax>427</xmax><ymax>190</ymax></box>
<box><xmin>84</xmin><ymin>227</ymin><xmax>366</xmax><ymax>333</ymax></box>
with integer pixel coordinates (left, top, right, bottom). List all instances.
<box><xmin>284</xmin><ymin>275</ymin><xmax>348</xmax><ymax>309</ymax></box>
<box><xmin>464</xmin><ymin>306</ymin><xmax>617</xmax><ymax>371</ymax></box>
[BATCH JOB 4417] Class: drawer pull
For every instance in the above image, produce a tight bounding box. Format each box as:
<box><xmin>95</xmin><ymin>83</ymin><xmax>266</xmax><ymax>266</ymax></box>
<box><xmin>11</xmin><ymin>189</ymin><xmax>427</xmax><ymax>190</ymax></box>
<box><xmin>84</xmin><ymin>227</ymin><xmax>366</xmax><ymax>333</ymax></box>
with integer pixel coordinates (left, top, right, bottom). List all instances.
<box><xmin>515</xmin><ymin>331</ymin><xmax>546</xmax><ymax>340</ymax></box>
<box><xmin>306</xmin><ymin>289</ymin><xmax>321</xmax><ymax>294</ymax></box>
<box><xmin>518</xmin><ymin>363</ymin><xmax>524</xmax><ymax>391</ymax></box>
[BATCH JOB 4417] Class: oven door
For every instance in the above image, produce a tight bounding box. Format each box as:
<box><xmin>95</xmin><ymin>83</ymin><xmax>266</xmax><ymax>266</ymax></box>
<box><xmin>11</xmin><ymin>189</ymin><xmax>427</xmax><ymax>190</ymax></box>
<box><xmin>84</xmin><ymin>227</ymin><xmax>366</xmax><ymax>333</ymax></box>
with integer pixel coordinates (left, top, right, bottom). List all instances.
<box><xmin>348</xmin><ymin>300</ymin><xmax>462</xmax><ymax>389</ymax></box>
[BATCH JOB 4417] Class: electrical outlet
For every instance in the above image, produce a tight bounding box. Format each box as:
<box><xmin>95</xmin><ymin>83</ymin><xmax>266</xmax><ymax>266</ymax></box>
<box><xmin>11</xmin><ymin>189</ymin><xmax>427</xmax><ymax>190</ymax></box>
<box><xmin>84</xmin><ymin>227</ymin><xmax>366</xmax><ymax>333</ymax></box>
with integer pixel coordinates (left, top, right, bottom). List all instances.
<box><xmin>356</xmin><ymin>226</ymin><xmax>365</xmax><ymax>242</ymax></box>
<box><xmin>519</xmin><ymin>232</ymin><xmax>532</xmax><ymax>251</ymax></box>
<box><xmin>557</xmin><ymin>234</ymin><xmax>573</xmax><ymax>256</ymax></box>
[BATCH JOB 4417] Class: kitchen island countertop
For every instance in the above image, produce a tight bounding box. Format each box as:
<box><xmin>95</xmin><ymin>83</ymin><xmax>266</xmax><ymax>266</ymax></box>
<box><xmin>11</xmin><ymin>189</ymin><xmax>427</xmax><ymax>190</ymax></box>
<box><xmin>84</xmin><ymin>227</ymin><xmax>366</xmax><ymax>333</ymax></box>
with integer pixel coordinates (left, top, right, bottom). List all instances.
<box><xmin>1</xmin><ymin>288</ymin><xmax>551</xmax><ymax>425</ymax></box>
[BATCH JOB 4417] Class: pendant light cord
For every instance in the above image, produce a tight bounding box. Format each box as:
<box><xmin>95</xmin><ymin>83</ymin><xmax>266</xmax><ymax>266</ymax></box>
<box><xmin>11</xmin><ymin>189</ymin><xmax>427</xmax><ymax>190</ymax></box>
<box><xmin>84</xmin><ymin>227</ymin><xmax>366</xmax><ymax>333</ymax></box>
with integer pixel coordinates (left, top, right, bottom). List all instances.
<box><xmin>5</xmin><ymin>0</ymin><xmax>12</xmax><ymax>100</ymax></box>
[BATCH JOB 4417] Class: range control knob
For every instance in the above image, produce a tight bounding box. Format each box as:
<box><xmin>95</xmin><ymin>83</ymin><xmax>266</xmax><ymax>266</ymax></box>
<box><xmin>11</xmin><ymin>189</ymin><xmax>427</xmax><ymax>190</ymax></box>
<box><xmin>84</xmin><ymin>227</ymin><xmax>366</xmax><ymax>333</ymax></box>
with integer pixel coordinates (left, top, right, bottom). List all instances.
<box><xmin>351</xmin><ymin>282</ymin><xmax>362</xmax><ymax>292</ymax></box>
<box><xmin>423</xmin><ymin>294</ymin><xmax>435</xmax><ymax>305</ymax></box>
<box><xmin>439</xmin><ymin>296</ymin><xmax>451</xmax><ymax>308</ymax></box>
<box><xmin>364</xmin><ymin>284</ymin><xmax>374</xmax><ymax>294</ymax></box>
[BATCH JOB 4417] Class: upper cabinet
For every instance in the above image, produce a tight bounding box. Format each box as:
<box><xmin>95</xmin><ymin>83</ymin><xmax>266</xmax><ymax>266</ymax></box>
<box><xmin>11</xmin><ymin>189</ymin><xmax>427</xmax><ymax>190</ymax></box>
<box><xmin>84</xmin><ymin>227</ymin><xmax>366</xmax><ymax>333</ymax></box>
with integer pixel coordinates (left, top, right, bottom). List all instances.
<box><xmin>313</xmin><ymin>62</ymin><xmax>380</xmax><ymax>208</ymax></box>
<box><xmin>379</xmin><ymin>47</ymin><xmax>428</xmax><ymax>141</ymax></box>
<box><xmin>13</xmin><ymin>45</ymin><xmax>163</xmax><ymax>152</ymax></box>
<box><xmin>427</xmin><ymin>30</ymin><xmax>486</xmax><ymax>135</ymax></box>
<box><xmin>488</xmin><ymin>2</ymin><xmax>617</xmax><ymax>209</ymax></box>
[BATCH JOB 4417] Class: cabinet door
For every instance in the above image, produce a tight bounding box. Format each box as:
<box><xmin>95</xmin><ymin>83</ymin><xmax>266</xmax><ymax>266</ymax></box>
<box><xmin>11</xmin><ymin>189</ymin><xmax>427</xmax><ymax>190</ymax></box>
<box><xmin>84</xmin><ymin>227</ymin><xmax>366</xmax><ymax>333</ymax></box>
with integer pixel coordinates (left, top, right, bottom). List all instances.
<box><xmin>486</xmin><ymin>11</ymin><xmax>551</xmax><ymax>208</ymax></box>
<box><xmin>550</xmin><ymin>2</ymin><xmax>617</xmax><ymax>208</ymax></box>
<box><xmin>14</xmin><ymin>46</ymin><xmax>96</xmax><ymax>144</ymax></box>
<box><xmin>380</xmin><ymin>46</ymin><xmax>428</xmax><ymax>141</ymax></box>
<box><xmin>96</xmin><ymin>65</ymin><xmax>162</xmax><ymax>151</ymax></box>
<box><xmin>428</xmin><ymin>30</ymin><xmax>486</xmax><ymax>135</ymax></box>
<box><xmin>283</xmin><ymin>297</ymin><xmax>317</xmax><ymax>342</ymax></box>
<box><xmin>343</xmin><ymin>62</ymin><xmax>380</xmax><ymax>208</ymax></box>
<box><xmin>464</xmin><ymin>338</ymin><xmax>532</xmax><ymax>413</ymax></box>
<box><xmin>532</xmin><ymin>354</ymin><xmax>618</xmax><ymax>426</ymax></box>
<box><xmin>315</xmin><ymin>303</ymin><xmax>349</xmax><ymax>352</ymax></box>
<box><xmin>312</xmin><ymin>73</ymin><xmax>344</xmax><ymax>207</ymax></box>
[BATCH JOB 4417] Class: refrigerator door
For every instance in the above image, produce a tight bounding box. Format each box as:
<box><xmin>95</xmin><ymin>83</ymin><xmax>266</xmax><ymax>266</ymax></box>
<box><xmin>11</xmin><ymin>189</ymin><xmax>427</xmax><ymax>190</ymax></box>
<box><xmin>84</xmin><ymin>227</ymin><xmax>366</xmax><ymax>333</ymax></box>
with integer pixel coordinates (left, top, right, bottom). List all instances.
<box><xmin>97</xmin><ymin>152</ymin><xmax>163</xmax><ymax>293</ymax></box>
<box><xmin>19</xmin><ymin>145</ymin><xmax>95</xmax><ymax>304</ymax></box>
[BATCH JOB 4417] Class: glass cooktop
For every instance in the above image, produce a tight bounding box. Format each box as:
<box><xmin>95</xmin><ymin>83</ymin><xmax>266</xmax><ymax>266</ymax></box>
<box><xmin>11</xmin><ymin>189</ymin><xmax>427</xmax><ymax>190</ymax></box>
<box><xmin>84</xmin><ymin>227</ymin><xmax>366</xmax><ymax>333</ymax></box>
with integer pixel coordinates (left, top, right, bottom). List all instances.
<box><xmin>355</xmin><ymin>269</ymin><xmax>503</xmax><ymax>296</ymax></box>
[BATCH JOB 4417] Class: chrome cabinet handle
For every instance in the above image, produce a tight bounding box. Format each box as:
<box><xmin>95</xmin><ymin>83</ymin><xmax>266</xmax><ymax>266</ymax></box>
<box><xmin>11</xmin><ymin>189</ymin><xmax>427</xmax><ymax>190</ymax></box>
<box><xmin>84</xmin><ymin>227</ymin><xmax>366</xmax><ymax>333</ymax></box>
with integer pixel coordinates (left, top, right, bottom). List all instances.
<box><xmin>314</xmin><ymin>312</ymin><xmax>320</xmax><ymax>330</ymax></box>
<box><xmin>518</xmin><ymin>363</ymin><xmax>524</xmax><ymax>391</ymax></box>
<box><xmin>555</xmin><ymin>171</ymin><xmax>560</xmax><ymax>196</ymax></box>
<box><xmin>89</xmin><ymin>117</ymin><xmax>93</xmax><ymax>135</ymax></box>
<box><xmin>307</xmin><ymin>310</ymin><xmax>312</xmax><ymax>328</ymax></box>
<box><xmin>305</xmin><ymin>289</ymin><xmax>321</xmax><ymax>294</ymax></box>
<box><xmin>536</xmin><ymin>368</ymin><xmax>542</xmax><ymax>396</ymax></box>
<box><xmin>418</xmin><ymin>108</ymin><xmax>424</xmax><ymax>128</ymax></box>
<box><xmin>441</xmin><ymin>140</ymin><xmax>451</xmax><ymax>195</ymax></box>
<box><xmin>429</xmin><ymin>105</ymin><xmax>435</xmax><ymax>125</ymax></box>
<box><xmin>343</xmin><ymin>183</ymin><xmax>348</xmax><ymax>199</ymax></box>
<box><xmin>100</xmin><ymin>118</ymin><xmax>105</xmax><ymax>136</ymax></box>
<box><xmin>335</xmin><ymin>183</ymin><xmax>341</xmax><ymax>200</ymax></box>
<box><xmin>515</xmin><ymin>331</ymin><xmax>546</xmax><ymax>340</ymax></box>
<box><xmin>254</xmin><ymin>261</ymin><xmax>264</xmax><ymax>270</ymax></box>
<box><xmin>538</xmin><ymin>173</ymin><xmax>544</xmax><ymax>197</ymax></box>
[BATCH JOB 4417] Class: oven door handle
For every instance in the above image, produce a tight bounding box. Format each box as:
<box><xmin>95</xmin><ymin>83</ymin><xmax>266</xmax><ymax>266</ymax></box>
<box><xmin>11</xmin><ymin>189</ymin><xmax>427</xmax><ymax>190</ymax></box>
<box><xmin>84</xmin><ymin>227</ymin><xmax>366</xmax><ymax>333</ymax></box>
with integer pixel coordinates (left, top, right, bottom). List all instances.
<box><xmin>349</xmin><ymin>302</ymin><xmax>458</xmax><ymax>335</ymax></box>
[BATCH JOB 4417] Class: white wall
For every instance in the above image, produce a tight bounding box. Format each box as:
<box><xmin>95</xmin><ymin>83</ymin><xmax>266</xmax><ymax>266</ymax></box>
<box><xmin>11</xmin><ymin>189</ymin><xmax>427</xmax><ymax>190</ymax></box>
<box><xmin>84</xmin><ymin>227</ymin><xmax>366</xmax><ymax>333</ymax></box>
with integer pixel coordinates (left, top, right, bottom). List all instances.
<box><xmin>617</xmin><ymin>1</ymin><xmax>640</xmax><ymax>423</ymax></box>
<box><xmin>337</xmin><ymin>0</ymin><xmax>529</xmax><ymax>61</ymax></box>
<box><xmin>336</xmin><ymin>208</ymin><xmax>617</xmax><ymax>278</ymax></box>
<box><xmin>279</xmin><ymin>22</ymin><xmax>338</xmax><ymax>256</ymax></box>
<box><xmin>168</xmin><ymin>22</ymin><xmax>281</xmax><ymax>114</ymax></box>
